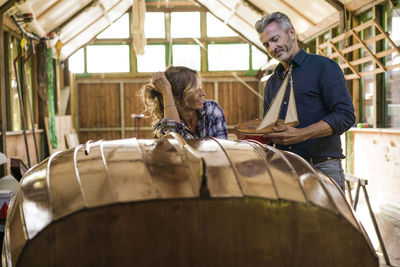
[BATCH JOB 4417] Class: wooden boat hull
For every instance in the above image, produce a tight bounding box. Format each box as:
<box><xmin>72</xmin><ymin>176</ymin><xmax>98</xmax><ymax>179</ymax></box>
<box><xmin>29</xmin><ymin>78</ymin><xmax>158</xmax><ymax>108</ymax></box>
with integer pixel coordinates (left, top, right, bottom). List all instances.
<box><xmin>2</xmin><ymin>135</ymin><xmax>378</xmax><ymax>267</ymax></box>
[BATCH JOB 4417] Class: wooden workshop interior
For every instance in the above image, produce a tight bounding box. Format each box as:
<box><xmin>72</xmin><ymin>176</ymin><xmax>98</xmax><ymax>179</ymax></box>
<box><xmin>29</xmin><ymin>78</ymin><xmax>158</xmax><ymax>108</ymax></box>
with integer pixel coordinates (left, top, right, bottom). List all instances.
<box><xmin>0</xmin><ymin>0</ymin><xmax>399</xmax><ymax>266</ymax></box>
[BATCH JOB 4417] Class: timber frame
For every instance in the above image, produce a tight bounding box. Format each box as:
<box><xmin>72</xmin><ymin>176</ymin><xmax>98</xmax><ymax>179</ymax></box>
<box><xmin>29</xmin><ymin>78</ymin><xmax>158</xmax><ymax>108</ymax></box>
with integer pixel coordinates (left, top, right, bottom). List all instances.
<box><xmin>318</xmin><ymin>18</ymin><xmax>400</xmax><ymax>80</ymax></box>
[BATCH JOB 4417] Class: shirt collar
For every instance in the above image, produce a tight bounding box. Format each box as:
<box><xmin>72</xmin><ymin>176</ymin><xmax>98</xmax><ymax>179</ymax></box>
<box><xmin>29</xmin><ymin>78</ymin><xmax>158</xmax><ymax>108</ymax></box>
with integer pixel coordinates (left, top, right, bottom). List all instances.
<box><xmin>274</xmin><ymin>49</ymin><xmax>308</xmax><ymax>75</ymax></box>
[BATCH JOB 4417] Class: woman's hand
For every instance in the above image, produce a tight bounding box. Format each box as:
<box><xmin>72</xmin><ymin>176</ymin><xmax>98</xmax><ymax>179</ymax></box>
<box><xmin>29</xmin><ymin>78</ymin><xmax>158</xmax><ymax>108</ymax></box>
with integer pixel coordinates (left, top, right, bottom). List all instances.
<box><xmin>152</xmin><ymin>72</ymin><xmax>171</xmax><ymax>94</ymax></box>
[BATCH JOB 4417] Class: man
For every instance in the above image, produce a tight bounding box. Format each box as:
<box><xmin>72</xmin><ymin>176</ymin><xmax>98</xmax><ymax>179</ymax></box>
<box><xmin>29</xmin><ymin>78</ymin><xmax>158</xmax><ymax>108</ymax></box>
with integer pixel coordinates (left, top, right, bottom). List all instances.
<box><xmin>255</xmin><ymin>12</ymin><xmax>355</xmax><ymax>190</ymax></box>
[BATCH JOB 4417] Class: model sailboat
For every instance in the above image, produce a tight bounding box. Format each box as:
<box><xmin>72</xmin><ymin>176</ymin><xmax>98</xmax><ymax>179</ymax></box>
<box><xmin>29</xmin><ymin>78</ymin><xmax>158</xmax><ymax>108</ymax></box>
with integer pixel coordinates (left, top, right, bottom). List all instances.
<box><xmin>237</xmin><ymin>66</ymin><xmax>298</xmax><ymax>135</ymax></box>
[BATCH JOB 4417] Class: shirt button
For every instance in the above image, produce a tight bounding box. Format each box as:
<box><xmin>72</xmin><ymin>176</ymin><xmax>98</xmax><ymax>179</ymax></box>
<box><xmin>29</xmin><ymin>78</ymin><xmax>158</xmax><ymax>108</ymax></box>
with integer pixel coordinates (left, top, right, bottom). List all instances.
<box><xmin>288</xmin><ymin>146</ymin><xmax>292</xmax><ymax>149</ymax></box>
<box><xmin>284</xmin><ymin>101</ymin><xmax>287</xmax><ymax>104</ymax></box>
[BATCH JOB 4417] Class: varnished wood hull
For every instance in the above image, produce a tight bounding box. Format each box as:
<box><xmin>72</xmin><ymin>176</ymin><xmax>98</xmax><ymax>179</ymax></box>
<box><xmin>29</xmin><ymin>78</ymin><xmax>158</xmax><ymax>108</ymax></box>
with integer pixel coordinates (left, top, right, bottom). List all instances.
<box><xmin>2</xmin><ymin>136</ymin><xmax>378</xmax><ymax>267</ymax></box>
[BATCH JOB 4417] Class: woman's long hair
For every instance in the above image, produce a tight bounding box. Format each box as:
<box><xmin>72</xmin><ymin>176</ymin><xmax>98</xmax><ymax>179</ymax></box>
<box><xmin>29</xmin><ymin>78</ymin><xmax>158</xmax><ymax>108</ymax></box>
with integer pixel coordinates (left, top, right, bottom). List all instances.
<box><xmin>140</xmin><ymin>66</ymin><xmax>200</xmax><ymax>125</ymax></box>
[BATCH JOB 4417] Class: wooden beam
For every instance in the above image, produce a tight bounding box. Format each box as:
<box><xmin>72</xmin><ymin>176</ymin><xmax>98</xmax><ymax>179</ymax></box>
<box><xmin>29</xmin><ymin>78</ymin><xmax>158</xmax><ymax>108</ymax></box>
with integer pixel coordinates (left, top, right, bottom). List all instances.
<box><xmin>242</xmin><ymin>0</ymin><xmax>264</xmax><ymax>15</ymax></box>
<box><xmin>0</xmin><ymin>16</ymin><xmax>6</xmax><ymax>175</ymax></box>
<box><xmin>1</xmin><ymin>0</ymin><xmax>19</xmax><ymax>175</ymax></box>
<box><xmin>373</xmin><ymin>19</ymin><xmax>400</xmax><ymax>54</ymax></box>
<box><xmin>51</xmin><ymin>1</ymin><xmax>96</xmax><ymax>34</ymax></box>
<box><xmin>0</xmin><ymin>0</ymin><xmax>18</xmax><ymax>14</ymax></box>
<box><xmin>146</xmin><ymin>1</ymin><xmax>197</xmax><ymax>8</ymax></box>
<box><xmin>350</xmin><ymin>29</ymin><xmax>386</xmax><ymax>72</ymax></box>
<box><xmin>280</xmin><ymin>0</ymin><xmax>316</xmax><ymax>26</ymax></box>
<box><xmin>232</xmin><ymin>73</ymin><xmax>263</xmax><ymax>101</ymax></box>
<box><xmin>329</xmin><ymin>40</ymin><xmax>360</xmax><ymax>79</ymax></box>
<box><xmin>324</xmin><ymin>0</ymin><xmax>345</xmax><ymax>11</ymax></box>
<box><xmin>62</xmin><ymin>0</ymin><xmax>122</xmax><ymax>46</ymax></box>
<box><xmin>193</xmin><ymin>0</ymin><xmax>266</xmax><ymax>53</ymax></box>
<box><xmin>329</xmin><ymin>33</ymin><xmax>385</xmax><ymax>58</ymax></box>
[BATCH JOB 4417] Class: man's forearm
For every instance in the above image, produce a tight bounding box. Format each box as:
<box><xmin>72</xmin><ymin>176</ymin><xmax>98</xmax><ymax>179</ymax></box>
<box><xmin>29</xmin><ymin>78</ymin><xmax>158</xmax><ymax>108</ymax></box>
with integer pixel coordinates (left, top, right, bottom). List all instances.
<box><xmin>300</xmin><ymin>120</ymin><xmax>333</xmax><ymax>140</ymax></box>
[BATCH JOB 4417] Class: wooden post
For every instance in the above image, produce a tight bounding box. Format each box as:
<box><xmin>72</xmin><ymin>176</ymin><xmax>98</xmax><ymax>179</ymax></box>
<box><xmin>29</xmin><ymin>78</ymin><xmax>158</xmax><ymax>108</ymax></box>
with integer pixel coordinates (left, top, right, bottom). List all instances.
<box><xmin>352</xmin><ymin>15</ymin><xmax>360</xmax><ymax>123</ymax></box>
<box><xmin>0</xmin><ymin>15</ymin><xmax>6</xmax><ymax>176</ymax></box>
<box><xmin>374</xmin><ymin>6</ymin><xmax>383</xmax><ymax>128</ymax></box>
<box><xmin>0</xmin><ymin>0</ymin><xmax>18</xmax><ymax>175</ymax></box>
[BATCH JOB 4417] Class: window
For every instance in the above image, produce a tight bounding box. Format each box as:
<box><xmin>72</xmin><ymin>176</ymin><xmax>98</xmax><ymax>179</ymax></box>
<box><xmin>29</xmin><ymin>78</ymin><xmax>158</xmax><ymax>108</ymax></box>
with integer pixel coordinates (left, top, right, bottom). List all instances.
<box><xmin>206</xmin><ymin>13</ymin><xmax>237</xmax><ymax>37</ymax></box>
<box><xmin>384</xmin><ymin>5</ymin><xmax>400</xmax><ymax>127</ymax></box>
<box><xmin>145</xmin><ymin>12</ymin><xmax>165</xmax><ymax>38</ymax></box>
<box><xmin>87</xmin><ymin>45</ymin><xmax>130</xmax><ymax>73</ymax></box>
<box><xmin>97</xmin><ymin>13</ymin><xmax>130</xmax><ymax>39</ymax></box>
<box><xmin>136</xmin><ymin>45</ymin><xmax>166</xmax><ymax>72</ymax></box>
<box><xmin>208</xmin><ymin>44</ymin><xmax>249</xmax><ymax>71</ymax></box>
<box><xmin>359</xmin><ymin>10</ymin><xmax>374</xmax><ymax>125</ymax></box>
<box><xmin>171</xmin><ymin>12</ymin><xmax>200</xmax><ymax>38</ymax></box>
<box><xmin>68</xmin><ymin>48</ymin><xmax>85</xmax><ymax>73</ymax></box>
<box><xmin>251</xmin><ymin>46</ymin><xmax>268</xmax><ymax>70</ymax></box>
<box><xmin>79</xmin><ymin>10</ymin><xmax>260</xmax><ymax>75</ymax></box>
<box><xmin>172</xmin><ymin>44</ymin><xmax>201</xmax><ymax>70</ymax></box>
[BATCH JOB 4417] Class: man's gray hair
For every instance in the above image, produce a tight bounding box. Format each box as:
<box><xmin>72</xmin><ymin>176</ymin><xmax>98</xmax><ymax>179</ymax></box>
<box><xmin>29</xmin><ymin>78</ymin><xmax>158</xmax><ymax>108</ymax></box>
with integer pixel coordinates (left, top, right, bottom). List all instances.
<box><xmin>255</xmin><ymin>12</ymin><xmax>294</xmax><ymax>33</ymax></box>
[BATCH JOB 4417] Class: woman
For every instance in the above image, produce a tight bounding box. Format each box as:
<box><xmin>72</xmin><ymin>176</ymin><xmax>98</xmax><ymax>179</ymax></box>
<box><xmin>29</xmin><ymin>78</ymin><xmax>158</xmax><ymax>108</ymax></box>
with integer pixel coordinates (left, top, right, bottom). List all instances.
<box><xmin>141</xmin><ymin>66</ymin><xmax>228</xmax><ymax>139</ymax></box>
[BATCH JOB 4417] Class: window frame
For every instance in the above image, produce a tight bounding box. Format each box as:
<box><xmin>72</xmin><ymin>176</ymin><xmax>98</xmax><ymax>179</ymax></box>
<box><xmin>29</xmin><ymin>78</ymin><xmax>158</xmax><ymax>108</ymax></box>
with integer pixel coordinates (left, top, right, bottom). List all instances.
<box><xmin>73</xmin><ymin>8</ymin><xmax>268</xmax><ymax>76</ymax></box>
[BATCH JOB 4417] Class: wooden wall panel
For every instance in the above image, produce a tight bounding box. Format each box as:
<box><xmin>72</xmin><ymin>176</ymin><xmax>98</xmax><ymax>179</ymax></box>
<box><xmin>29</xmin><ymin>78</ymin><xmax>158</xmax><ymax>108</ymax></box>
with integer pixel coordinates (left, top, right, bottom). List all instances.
<box><xmin>78</xmin><ymin>83</ymin><xmax>120</xmax><ymax>128</ymax></box>
<box><xmin>78</xmin><ymin>131</ymin><xmax>121</xmax><ymax>143</ymax></box>
<box><xmin>218</xmin><ymin>82</ymin><xmax>259</xmax><ymax>125</ymax></box>
<box><xmin>125</xmin><ymin>130</ymin><xmax>154</xmax><ymax>139</ymax></box>
<box><xmin>124</xmin><ymin>83</ymin><xmax>153</xmax><ymax>128</ymax></box>
<box><xmin>76</xmin><ymin>77</ymin><xmax>260</xmax><ymax>141</ymax></box>
<box><xmin>202</xmin><ymin>82</ymin><xmax>215</xmax><ymax>101</ymax></box>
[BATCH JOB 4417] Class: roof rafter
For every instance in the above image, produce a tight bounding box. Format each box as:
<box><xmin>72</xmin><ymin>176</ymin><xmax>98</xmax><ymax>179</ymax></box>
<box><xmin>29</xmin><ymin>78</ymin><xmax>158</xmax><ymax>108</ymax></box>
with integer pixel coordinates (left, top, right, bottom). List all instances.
<box><xmin>324</xmin><ymin>0</ymin><xmax>345</xmax><ymax>11</ymax></box>
<box><xmin>51</xmin><ymin>0</ymin><xmax>96</xmax><ymax>34</ymax></box>
<box><xmin>280</xmin><ymin>0</ymin><xmax>316</xmax><ymax>26</ymax></box>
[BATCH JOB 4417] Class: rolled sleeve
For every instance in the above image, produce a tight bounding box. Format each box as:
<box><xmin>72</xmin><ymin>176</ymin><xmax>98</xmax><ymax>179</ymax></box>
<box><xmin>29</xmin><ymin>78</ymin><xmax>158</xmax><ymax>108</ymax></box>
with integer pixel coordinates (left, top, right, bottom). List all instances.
<box><xmin>320</xmin><ymin>63</ymin><xmax>356</xmax><ymax>135</ymax></box>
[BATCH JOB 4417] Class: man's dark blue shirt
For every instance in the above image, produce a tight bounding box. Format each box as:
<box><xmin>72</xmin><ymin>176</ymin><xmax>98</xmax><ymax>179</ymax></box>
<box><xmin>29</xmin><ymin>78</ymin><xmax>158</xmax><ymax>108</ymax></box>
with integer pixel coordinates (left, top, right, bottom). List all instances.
<box><xmin>263</xmin><ymin>49</ymin><xmax>355</xmax><ymax>159</ymax></box>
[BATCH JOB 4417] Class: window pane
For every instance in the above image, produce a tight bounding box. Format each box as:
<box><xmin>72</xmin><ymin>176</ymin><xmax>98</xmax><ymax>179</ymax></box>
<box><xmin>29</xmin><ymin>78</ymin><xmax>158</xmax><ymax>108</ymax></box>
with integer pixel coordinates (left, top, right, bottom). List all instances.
<box><xmin>137</xmin><ymin>45</ymin><xmax>166</xmax><ymax>72</ymax></box>
<box><xmin>97</xmin><ymin>13</ymin><xmax>129</xmax><ymax>39</ymax></box>
<box><xmin>206</xmin><ymin>13</ymin><xmax>237</xmax><ymax>37</ymax></box>
<box><xmin>68</xmin><ymin>48</ymin><xmax>84</xmax><ymax>73</ymax></box>
<box><xmin>208</xmin><ymin>44</ymin><xmax>249</xmax><ymax>71</ymax></box>
<box><xmin>87</xmin><ymin>45</ymin><xmax>130</xmax><ymax>73</ymax></box>
<box><xmin>252</xmin><ymin>46</ymin><xmax>268</xmax><ymax>70</ymax></box>
<box><xmin>145</xmin><ymin>12</ymin><xmax>165</xmax><ymax>38</ymax></box>
<box><xmin>385</xmin><ymin>7</ymin><xmax>400</xmax><ymax>127</ymax></box>
<box><xmin>360</xmin><ymin>25</ymin><xmax>374</xmax><ymax>125</ymax></box>
<box><xmin>171</xmin><ymin>12</ymin><xmax>200</xmax><ymax>38</ymax></box>
<box><xmin>172</xmin><ymin>45</ymin><xmax>200</xmax><ymax>70</ymax></box>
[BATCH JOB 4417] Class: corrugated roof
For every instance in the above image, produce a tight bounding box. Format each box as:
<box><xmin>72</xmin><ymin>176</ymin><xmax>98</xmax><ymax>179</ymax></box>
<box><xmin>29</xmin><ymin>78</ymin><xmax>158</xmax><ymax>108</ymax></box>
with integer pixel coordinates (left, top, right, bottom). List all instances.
<box><xmin>5</xmin><ymin>0</ymin><xmax>374</xmax><ymax>60</ymax></box>
<box><xmin>7</xmin><ymin>0</ymin><xmax>133</xmax><ymax>60</ymax></box>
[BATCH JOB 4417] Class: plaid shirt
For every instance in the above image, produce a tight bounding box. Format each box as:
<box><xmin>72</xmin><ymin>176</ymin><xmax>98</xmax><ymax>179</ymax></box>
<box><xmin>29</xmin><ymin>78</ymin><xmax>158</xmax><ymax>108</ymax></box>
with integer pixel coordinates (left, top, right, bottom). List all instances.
<box><xmin>154</xmin><ymin>100</ymin><xmax>228</xmax><ymax>139</ymax></box>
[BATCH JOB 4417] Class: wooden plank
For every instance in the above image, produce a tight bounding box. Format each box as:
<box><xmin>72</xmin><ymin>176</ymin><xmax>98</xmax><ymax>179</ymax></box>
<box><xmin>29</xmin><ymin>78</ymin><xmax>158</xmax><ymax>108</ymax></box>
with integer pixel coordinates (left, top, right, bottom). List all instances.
<box><xmin>330</xmin><ymin>40</ymin><xmax>360</xmax><ymax>78</ymax></box>
<box><xmin>232</xmin><ymin>73</ymin><xmax>263</xmax><ymax>100</ymax></box>
<box><xmin>125</xmin><ymin>130</ymin><xmax>154</xmax><ymax>139</ymax></box>
<box><xmin>319</xmin><ymin>19</ymin><xmax>376</xmax><ymax>48</ymax></box>
<box><xmin>45</xmin><ymin>115</ymin><xmax>76</xmax><ymax>154</ymax></box>
<box><xmin>78</xmin><ymin>83</ymin><xmax>120</xmax><ymax>128</ymax></box>
<box><xmin>281</xmin><ymin>0</ymin><xmax>316</xmax><ymax>26</ymax></box>
<box><xmin>340</xmin><ymin>48</ymin><xmax>397</xmax><ymax>69</ymax></box>
<box><xmin>218</xmin><ymin>81</ymin><xmax>259</xmax><ymax>125</ymax></box>
<box><xmin>345</xmin><ymin>73</ymin><xmax>360</xmax><ymax>80</ymax></box>
<box><xmin>329</xmin><ymin>33</ymin><xmax>385</xmax><ymax>58</ymax></box>
<box><xmin>203</xmin><ymin>82</ymin><xmax>215</xmax><ymax>101</ymax></box>
<box><xmin>5</xmin><ymin>130</ymin><xmax>43</xmax><ymax>167</ymax></box>
<box><xmin>350</xmin><ymin>29</ymin><xmax>386</xmax><ymax>71</ymax></box>
<box><xmin>373</xmin><ymin>18</ymin><xmax>400</xmax><ymax>54</ymax></box>
<box><xmin>123</xmin><ymin>83</ymin><xmax>152</xmax><ymax>128</ymax></box>
<box><xmin>78</xmin><ymin>131</ymin><xmax>121</xmax><ymax>144</ymax></box>
<box><xmin>359</xmin><ymin>68</ymin><xmax>385</xmax><ymax>77</ymax></box>
<box><xmin>0</xmin><ymin>15</ymin><xmax>6</xmax><ymax>175</ymax></box>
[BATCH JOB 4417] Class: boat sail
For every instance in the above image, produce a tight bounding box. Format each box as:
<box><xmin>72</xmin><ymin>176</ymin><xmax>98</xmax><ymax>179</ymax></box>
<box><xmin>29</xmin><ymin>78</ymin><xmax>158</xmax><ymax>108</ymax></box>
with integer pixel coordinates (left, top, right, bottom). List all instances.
<box><xmin>237</xmin><ymin>66</ymin><xmax>298</xmax><ymax>135</ymax></box>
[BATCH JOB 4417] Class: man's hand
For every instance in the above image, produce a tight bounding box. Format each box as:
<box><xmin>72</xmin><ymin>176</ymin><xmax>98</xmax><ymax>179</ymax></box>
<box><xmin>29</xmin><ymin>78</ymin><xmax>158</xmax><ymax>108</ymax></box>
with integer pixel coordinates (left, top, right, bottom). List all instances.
<box><xmin>152</xmin><ymin>72</ymin><xmax>171</xmax><ymax>94</ymax></box>
<box><xmin>265</xmin><ymin>125</ymin><xmax>308</xmax><ymax>145</ymax></box>
<box><xmin>264</xmin><ymin>120</ymin><xmax>333</xmax><ymax>145</ymax></box>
